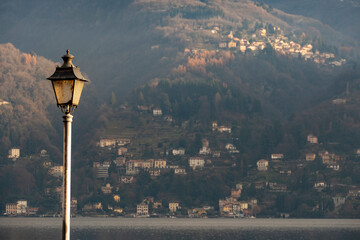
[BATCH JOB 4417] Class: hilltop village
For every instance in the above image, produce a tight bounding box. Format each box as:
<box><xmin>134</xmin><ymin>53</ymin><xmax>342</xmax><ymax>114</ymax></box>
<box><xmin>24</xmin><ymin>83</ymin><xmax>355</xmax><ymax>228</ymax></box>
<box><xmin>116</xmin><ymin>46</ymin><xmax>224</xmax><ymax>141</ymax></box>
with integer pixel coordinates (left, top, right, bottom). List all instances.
<box><xmin>4</xmin><ymin>106</ymin><xmax>360</xmax><ymax>218</ymax></box>
<box><xmin>180</xmin><ymin>24</ymin><xmax>346</xmax><ymax>67</ymax></box>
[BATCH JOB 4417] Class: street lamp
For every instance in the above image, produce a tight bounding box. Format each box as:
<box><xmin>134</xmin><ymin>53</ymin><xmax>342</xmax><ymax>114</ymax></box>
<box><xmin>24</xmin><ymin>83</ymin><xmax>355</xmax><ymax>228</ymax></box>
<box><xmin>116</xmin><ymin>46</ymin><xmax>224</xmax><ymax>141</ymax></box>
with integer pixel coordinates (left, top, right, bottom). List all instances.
<box><xmin>47</xmin><ymin>50</ymin><xmax>88</xmax><ymax>240</ymax></box>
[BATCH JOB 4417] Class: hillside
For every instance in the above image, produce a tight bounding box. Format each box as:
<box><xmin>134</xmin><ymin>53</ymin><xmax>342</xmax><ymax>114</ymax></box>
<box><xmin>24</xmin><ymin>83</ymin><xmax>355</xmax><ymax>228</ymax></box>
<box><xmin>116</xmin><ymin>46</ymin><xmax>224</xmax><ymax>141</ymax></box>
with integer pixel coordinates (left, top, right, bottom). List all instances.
<box><xmin>0</xmin><ymin>43</ymin><xmax>60</xmax><ymax>158</ymax></box>
<box><xmin>0</xmin><ymin>0</ymin><xmax>357</xmax><ymax>100</ymax></box>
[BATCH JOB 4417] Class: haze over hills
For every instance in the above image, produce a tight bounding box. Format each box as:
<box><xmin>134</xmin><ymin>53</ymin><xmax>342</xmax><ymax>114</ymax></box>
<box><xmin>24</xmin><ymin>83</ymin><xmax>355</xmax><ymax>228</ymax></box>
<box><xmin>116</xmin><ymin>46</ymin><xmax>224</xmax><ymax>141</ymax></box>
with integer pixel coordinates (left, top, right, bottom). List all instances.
<box><xmin>1</xmin><ymin>0</ymin><xmax>360</xmax><ymax>217</ymax></box>
<box><xmin>0</xmin><ymin>0</ymin><xmax>359</xmax><ymax>166</ymax></box>
<box><xmin>263</xmin><ymin>0</ymin><xmax>360</xmax><ymax>42</ymax></box>
<box><xmin>0</xmin><ymin>0</ymin><xmax>358</xmax><ymax>100</ymax></box>
<box><xmin>0</xmin><ymin>0</ymin><xmax>359</xmax><ymax>168</ymax></box>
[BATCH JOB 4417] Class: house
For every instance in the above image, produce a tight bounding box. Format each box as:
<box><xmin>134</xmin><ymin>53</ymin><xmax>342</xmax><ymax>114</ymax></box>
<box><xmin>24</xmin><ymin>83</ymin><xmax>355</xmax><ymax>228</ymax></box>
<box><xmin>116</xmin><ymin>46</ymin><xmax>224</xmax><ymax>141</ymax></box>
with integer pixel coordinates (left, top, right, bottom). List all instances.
<box><xmin>114</xmin><ymin>208</ymin><xmax>123</xmax><ymax>214</ymax></box>
<box><xmin>307</xmin><ymin>134</ymin><xmax>318</xmax><ymax>144</ymax></box>
<box><xmin>279</xmin><ymin>169</ymin><xmax>292</xmax><ymax>175</ymax></box>
<box><xmin>231</xmin><ymin>188</ymin><xmax>241</xmax><ymax>198</ymax></box>
<box><xmin>225</xmin><ymin>143</ymin><xmax>239</xmax><ymax>154</ymax></box>
<box><xmin>117</xmin><ymin>147</ymin><xmax>128</xmax><ymax>156</ymax></box>
<box><xmin>219</xmin><ymin>42</ymin><xmax>227</xmax><ymax>48</ymax></box>
<box><xmin>101</xmin><ymin>183</ymin><xmax>113</xmax><ymax>194</ymax></box>
<box><xmin>113</xmin><ymin>195</ymin><xmax>121</xmax><ymax>203</ymax></box>
<box><xmin>327</xmin><ymin>164</ymin><xmax>340</xmax><ymax>171</ymax></box>
<box><xmin>233</xmin><ymin>202</ymin><xmax>249</xmax><ymax>213</ymax></box>
<box><xmin>332</xmin><ymin>98</ymin><xmax>346</xmax><ymax>105</ymax></box>
<box><xmin>143</xmin><ymin>159</ymin><xmax>155</xmax><ymax>169</ymax></box>
<box><xmin>259</xmin><ymin>28</ymin><xmax>267</xmax><ymax>37</ymax></box>
<box><xmin>153</xmin><ymin>108</ymin><xmax>162</xmax><ymax>116</ymax></box>
<box><xmin>82</xmin><ymin>203</ymin><xmax>102</xmax><ymax>212</ymax></box>
<box><xmin>99</xmin><ymin>138</ymin><xmax>130</xmax><ymax>148</ymax></box>
<box><xmin>113</xmin><ymin>157</ymin><xmax>126</xmax><ymax>167</ymax></box>
<box><xmin>5</xmin><ymin>203</ymin><xmax>17</xmax><ymax>215</ymax></box>
<box><xmin>218</xmin><ymin>126</ymin><xmax>231</xmax><ymax>133</ymax></box>
<box><xmin>40</xmin><ymin>149</ymin><xmax>48</xmax><ymax>157</ymax></box>
<box><xmin>306</xmin><ymin>153</ymin><xmax>316</xmax><ymax>161</ymax></box>
<box><xmin>8</xmin><ymin>148</ymin><xmax>20</xmax><ymax>160</ymax></box>
<box><xmin>222</xmin><ymin>203</ymin><xmax>233</xmax><ymax>214</ymax></box>
<box><xmin>319</xmin><ymin>151</ymin><xmax>331</xmax><ymax>164</ymax></box>
<box><xmin>219</xmin><ymin>197</ymin><xmax>249</xmax><ymax>216</ymax></box>
<box><xmin>164</xmin><ymin>115</ymin><xmax>173</xmax><ymax>122</ymax></box>
<box><xmin>96</xmin><ymin>165</ymin><xmax>109</xmax><ymax>178</ymax></box>
<box><xmin>118</xmin><ymin>138</ymin><xmax>131</xmax><ymax>146</ymax></box>
<box><xmin>71</xmin><ymin>199</ymin><xmax>78</xmax><ymax>214</ymax></box>
<box><xmin>120</xmin><ymin>176</ymin><xmax>134</xmax><ymax>184</ymax></box>
<box><xmin>49</xmin><ymin>166</ymin><xmax>63</xmax><ymax>177</ymax></box>
<box><xmin>239</xmin><ymin>45</ymin><xmax>247</xmax><ymax>53</ymax></box>
<box><xmin>228</xmin><ymin>40</ymin><xmax>237</xmax><ymax>48</ymax></box>
<box><xmin>314</xmin><ymin>182</ymin><xmax>327</xmax><ymax>191</ymax></box>
<box><xmin>188</xmin><ymin>208</ymin><xmax>207</xmax><ymax>217</ymax></box>
<box><xmin>212</xmin><ymin>151</ymin><xmax>221</xmax><ymax>158</ymax></box>
<box><xmin>99</xmin><ymin>139</ymin><xmax>117</xmax><ymax>148</ymax></box>
<box><xmin>212</xmin><ymin>121</ymin><xmax>218</xmax><ymax>131</ymax></box>
<box><xmin>319</xmin><ymin>151</ymin><xmax>342</xmax><ymax>165</ymax></box>
<box><xmin>174</xmin><ymin>168</ymin><xmax>186</xmax><ymax>175</ymax></box>
<box><xmin>153</xmin><ymin>201</ymin><xmax>162</xmax><ymax>209</ymax></box>
<box><xmin>202</xmin><ymin>205</ymin><xmax>214</xmax><ymax>211</ymax></box>
<box><xmin>202</xmin><ymin>139</ymin><xmax>209</xmax><ymax>148</ymax></box>
<box><xmin>27</xmin><ymin>207</ymin><xmax>39</xmax><ymax>216</ymax></box>
<box><xmin>332</xmin><ymin>196</ymin><xmax>346</xmax><ymax>209</ymax></box>
<box><xmin>356</xmin><ymin>149</ymin><xmax>360</xmax><ymax>156</ymax></box>
<box><xmin>5</xmin><ymin>200</ymin><xmax>27</xmax><ymax>215</ymax></box>
<box><xmin>249</xmin><ymin>199</ymin><xmax>258</xmax><ymax>207</ymax></box>
<box><xmin>189</xmin><ymin>157</ymin><xmax>205</xmax><ymax>170</ymax></box>
<box><xmin>172</xmin><ymin>149</ymin><xmax>185</xmax><ymax>156</ymax></box>
<box><xmin>271</xmin><ymin>154</ymin><xmax>284</xmax><ymax>160</ymax></box>
<box><xmin>154</xmin><ymin>159</ymin><xmax>167</xmax><ymax>168</ymax></box>
<box><xmin>169</xmin><ymin>202</ymin><xmax>180</xmax><ymax>212</ymax></box>
<box><xmin>137</xmin><ymin>203</ymin><xmax>149</xmax><ymax>216</ymax></box>
<box><xmin>248</xmin><ymin>45</ymin><xmax>258</xmax><ymax>51</ymax></box>
<box><xmin>257</xmin><ymin>159</ymin><xmax>269</xmax><ymax>171</ymax></box>
<box><xmin>43</xmin><ymin>161</ymin><xmax>52</xmax><ymax>168</ymax></box>
<box><xmin>348</xmin><ymin>189</ymin><xmax>360</xmax><ymax>199</ymax></box>
<box><xmin>126</xmin><ymin>160</ymin><xmax>143</xmax><ymax>175</ymax></box>
<box><xmin>150</xmin><ymin>169</ymin><xmax>161</xmax><ymax>177</ymax></box>
<box><xmin>143</xmin><ymin>197</ymin><xmax>154</xmax><ymax>204</ymax></box>
<box><xmin>199</xmin><ymin>146</ymin><xmax>211</xmax><ymax>155</ymax></box>
<box><xmin>302</xmin><ymin>44</ymin><xmax>313</xmax><ymax>52</ymax></box>
<box><xmin>103</xmin><ymin>161</ymin><xmax>111</xmax><ymax>167</ymax></box>
<box><xmin>93</xmin><ymin>162</ymin><xmax>101</xmax><ymax>168</ymax></box>
<box><xmin>0</xmin><ymin>99</ymin><xmax>10</xmax><ymax>106</ymax></box>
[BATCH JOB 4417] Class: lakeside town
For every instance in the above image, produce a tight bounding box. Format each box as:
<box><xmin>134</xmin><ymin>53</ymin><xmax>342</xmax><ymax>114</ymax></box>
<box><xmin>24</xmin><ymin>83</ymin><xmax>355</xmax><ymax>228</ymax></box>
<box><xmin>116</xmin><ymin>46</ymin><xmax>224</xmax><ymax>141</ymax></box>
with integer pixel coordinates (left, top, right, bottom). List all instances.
<box><xmin>3</xmin><ymin>106</ymin><xmax>360</xmax><ymax>218</ymax></box>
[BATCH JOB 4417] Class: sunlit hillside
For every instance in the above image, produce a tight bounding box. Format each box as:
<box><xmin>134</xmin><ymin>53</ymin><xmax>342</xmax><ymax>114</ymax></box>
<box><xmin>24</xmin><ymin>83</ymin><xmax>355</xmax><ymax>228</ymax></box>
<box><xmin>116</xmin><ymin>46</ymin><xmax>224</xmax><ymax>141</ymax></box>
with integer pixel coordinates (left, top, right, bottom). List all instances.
<box><xmin>0</xmin><ymin>43</ymin><xmax>60</xmax><ymax>158</ymax></box>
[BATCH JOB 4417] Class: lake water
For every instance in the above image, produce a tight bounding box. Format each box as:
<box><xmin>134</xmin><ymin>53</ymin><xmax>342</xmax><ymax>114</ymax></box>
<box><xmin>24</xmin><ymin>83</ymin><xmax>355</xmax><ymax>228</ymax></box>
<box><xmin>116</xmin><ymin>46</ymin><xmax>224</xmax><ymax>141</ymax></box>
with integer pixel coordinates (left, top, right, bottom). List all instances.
<box><xmin>0</xmin><ymin>217</ymin><xmax>360</xmax><ymax>240</ymax></box>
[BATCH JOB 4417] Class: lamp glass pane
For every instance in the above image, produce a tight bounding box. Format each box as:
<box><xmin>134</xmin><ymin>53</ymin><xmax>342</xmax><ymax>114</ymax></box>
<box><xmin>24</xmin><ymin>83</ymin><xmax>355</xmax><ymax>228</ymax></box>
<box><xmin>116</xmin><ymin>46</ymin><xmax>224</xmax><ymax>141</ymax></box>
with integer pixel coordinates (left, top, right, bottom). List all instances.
<box><xmin>52</xmin><ymin>80</ymin><xmax>74</xmax><ymax>105</ymax></box>
<box><xmin>72</xmin><ymin>80</ymin><xmax>84</xmax><ymax>106</ymax></box>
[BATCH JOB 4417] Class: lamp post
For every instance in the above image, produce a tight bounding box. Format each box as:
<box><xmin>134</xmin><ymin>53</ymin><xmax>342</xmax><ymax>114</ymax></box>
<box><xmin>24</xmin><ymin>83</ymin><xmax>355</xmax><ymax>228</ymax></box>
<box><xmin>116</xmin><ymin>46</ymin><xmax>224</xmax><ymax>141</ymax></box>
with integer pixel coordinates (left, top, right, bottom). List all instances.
<box><xmin>47</xmin><ymin>50</ymin><xmax>88</xmax><ymax>240</ymax></box>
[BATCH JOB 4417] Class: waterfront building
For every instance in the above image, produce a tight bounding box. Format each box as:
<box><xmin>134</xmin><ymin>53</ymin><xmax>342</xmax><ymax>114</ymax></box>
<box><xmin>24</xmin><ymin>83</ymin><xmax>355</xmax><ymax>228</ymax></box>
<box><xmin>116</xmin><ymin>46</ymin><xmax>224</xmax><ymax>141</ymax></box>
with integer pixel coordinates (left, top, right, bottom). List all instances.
<box><xmin>257</xmin><ymin>159</ymin><xmax>269</xmax><ymax>171</ymax></box>
<box><xmin>137</xmin><ymin>203</ymin><xmax>149</xmax><ymax>216</ymax></box>
<box><xmin>169</xmin><ymin>202</ymin><xmax>180</xmax><ymax>212</ymax></box>
<box><xmin>8</xmin><ymin>148</ymin><xmax>20</xmax><ymax>160</ymax></box>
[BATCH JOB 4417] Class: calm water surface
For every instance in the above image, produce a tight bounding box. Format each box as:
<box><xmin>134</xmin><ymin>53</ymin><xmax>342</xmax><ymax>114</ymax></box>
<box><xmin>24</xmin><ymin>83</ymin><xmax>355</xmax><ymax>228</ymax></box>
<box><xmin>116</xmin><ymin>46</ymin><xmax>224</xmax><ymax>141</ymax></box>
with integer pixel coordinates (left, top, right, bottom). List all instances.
<box><xmin>0</xmin><ymin>217</ymin><xmax>360</xmax><ymax>240</ymax></box>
